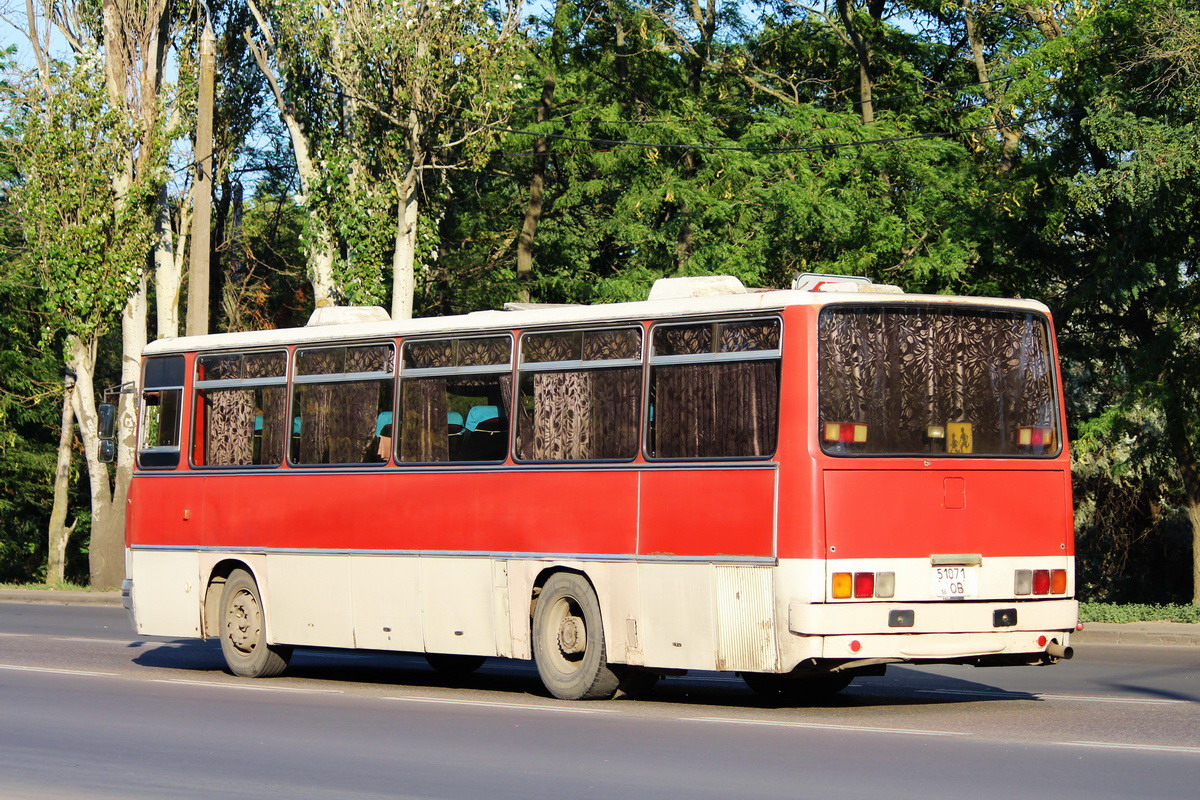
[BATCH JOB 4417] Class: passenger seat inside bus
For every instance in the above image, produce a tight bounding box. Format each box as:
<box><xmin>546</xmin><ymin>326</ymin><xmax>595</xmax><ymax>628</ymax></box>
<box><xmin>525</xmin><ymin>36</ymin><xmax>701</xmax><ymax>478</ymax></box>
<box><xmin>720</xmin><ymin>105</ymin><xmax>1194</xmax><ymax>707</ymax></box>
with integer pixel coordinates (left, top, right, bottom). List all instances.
<box><xmin>459</xmin><ymin>407</ymin><xmax>507</xmax><ymax>462</ymax></box>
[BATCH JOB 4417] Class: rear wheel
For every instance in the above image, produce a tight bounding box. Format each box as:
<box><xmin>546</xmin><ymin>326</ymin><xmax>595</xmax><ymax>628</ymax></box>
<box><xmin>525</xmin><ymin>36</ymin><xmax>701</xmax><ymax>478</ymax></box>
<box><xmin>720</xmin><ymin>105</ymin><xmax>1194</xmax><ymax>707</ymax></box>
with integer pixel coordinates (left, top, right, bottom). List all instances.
<box><xmin>219</xmin><ymin>569</ymin><xmax>291</xmax><ymax>678</ymax></box>
<box><xmin>425</xmin><ymin>653</ymin><xmax>487</xmax><ymax>675</ymax></box>
<box><xmin>532</xmin><ymin>573</ymin><xmax>619</xmax><ymax>700</ymax></box>
<box><xmin>741</xmin><ymin>671</ymin><xmax>852</xmax><ymax>703</ymax></box>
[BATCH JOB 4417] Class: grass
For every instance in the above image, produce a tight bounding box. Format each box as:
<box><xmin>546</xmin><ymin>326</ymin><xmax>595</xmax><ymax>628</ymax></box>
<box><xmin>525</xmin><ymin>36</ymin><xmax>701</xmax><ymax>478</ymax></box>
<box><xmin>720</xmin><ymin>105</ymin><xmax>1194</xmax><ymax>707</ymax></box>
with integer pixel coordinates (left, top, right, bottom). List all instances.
<box><xmin>1079</xmin><ymin>602</ymin><xmax>1200</xmax><ymax>624</ymax></box>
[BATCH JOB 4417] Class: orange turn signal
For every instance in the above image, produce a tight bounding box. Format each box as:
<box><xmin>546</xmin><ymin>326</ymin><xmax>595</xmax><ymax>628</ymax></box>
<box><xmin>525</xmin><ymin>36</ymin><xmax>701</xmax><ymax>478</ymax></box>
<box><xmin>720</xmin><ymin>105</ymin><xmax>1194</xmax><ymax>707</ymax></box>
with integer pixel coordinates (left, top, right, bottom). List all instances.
<box><xmin>832</xmin><ymin>572</ymin><xmax>852</xmax><ymax>598</ymax></box>
<box><xmin>1050</xmin><ymin>569</ymin><xmax>1067</xmax><ymax>594</ymax></box>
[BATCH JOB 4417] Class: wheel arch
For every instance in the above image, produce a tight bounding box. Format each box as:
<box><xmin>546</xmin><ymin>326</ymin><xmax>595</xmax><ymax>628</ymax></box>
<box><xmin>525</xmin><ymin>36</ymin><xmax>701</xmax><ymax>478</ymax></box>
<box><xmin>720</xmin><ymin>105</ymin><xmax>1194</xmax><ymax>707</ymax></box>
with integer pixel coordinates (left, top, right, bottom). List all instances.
<box><xmin>202</xmin><ymin>558</ymin><xmax>257</xmax><ymax>639</ymax></box>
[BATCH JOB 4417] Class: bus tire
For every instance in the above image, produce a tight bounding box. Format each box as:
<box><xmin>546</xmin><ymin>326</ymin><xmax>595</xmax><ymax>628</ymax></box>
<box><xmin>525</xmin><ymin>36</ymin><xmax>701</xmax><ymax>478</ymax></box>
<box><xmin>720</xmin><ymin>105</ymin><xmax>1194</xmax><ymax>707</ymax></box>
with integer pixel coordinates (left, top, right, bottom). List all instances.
<box><xmin>219</xmin><ymin>569</ymin><xmax>291</xmax><ymax>679</ymax></box>
<box><xmin>532</xmin><ymin>573</ymin><xmax>619</xmax><ymax>701</ymax></box>
<box><xmin>425</xmin><ymin>653</ymin><xmax>487</xmax><ymax>675</ymax></box>
<box><xmin>741</xmin><ymin>671</ymin><xmax>852</xmax><ymax>702</ymax></box>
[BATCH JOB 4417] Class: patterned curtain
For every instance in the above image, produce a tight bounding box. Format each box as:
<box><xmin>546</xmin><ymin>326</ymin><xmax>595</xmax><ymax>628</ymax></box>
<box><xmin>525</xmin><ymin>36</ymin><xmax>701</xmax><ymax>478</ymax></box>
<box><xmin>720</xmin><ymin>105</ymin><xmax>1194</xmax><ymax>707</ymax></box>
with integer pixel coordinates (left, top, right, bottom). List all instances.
<box><xmin>533</xmin><ymin>372</ymin><xmax>592</xmax><ymax>460</ymax></box>
<box><xmin>327</xmin><ymin>381</ymin><xmax>383</xmax><ymax>463</ymax></box>
<box><xmin>294</xmin><ymin>383</ymin><xmax>334</xmax><ymax>463</ymax></box>
<box><xmin>400</xmin><ymin>378</ymin><xmax>450</xmax><ymax>462</ymax></box>
<box><xmin>588</xmin><ymin>367</ymin><xmax>641</xmax><ymax>459</ymax></box>
<box><xmin>205</xmin><ymin>389</ymin><xmax>255</xmax><ymax>465</ymax></box>
<box><xmin>652</xmin><ymin>361</ymin><xmax>779</xmax><ymax>458</ymax></box>
<box><xmin>818</xmin><ymin>307</ymin><xmax>1055</xmax><ymax>454</ymax></box>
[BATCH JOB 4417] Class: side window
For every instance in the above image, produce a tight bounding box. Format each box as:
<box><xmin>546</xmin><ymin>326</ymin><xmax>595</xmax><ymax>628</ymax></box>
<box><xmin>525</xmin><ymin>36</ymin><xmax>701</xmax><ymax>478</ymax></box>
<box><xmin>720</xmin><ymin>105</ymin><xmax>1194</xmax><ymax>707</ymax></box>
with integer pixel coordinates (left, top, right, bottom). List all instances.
<box><xmin>138</xmin><ymin>355</ymin><xmax>186</xmax><ymax>469</ymax></box>
<box><xmin>291</xmin><ymin>343</ymin><xmax>395</xmax><ymax>465</ymax></box>
<box><xmin>398</xmin><ymin>336</ymin><xmax>512</xmax><ymax>463</ymax></box>
<box><xmin>193</xmin><ymin>351</ymin><xmax>287</xmax><ymax>467</ymax></box>
<box><xmin>515</xmin><ymin>328</ymin><xmax>643</xmax><ymax>461</ymax></box>
<box><xmin>647</xmin><ymin>318</ymin><xmax>781</xmax><ymax>459</ymax></box>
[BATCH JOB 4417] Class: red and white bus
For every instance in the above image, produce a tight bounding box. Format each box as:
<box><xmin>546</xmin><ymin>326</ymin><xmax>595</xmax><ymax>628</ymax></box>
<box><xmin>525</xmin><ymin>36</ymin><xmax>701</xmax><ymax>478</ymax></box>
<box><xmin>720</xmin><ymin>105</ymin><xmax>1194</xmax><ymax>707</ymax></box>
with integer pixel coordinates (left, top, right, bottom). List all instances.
<box><xmin>118</xmin><ymin>274</ymin><xmax>1077</xmax><ymax>700</ymax></box>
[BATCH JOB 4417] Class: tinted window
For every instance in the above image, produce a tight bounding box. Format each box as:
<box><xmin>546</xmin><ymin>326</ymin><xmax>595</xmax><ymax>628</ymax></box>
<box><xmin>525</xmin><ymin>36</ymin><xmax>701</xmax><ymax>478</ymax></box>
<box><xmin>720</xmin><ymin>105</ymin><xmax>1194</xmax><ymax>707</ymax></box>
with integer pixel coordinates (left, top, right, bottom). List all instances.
<box><xmin>647</xmin><ymin>319</ymin><xmax>780</xmax><ymax>459</ymax></box>
<box><xmin>817</xmin><ymin>306</ymin><xmax>1059</xmax><ymax>456</ymax></box>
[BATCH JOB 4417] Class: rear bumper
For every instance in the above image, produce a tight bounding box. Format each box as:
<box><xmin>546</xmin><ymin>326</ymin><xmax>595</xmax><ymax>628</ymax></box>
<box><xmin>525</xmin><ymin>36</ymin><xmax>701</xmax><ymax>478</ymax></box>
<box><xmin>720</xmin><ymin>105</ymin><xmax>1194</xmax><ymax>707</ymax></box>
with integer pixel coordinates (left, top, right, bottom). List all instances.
<box><xmin>789</xmin><ymin>598</ymin><xmax>1077</xmax><ymax>636</ymax></box>
<box><xmin>788</xmin><ymin>598</ymin><xmax>1077</xmax><ymax>661</ymax></box>
<box><xmin>120</xmin><ymin>578</ymin><xmax>135</xmax><ymax>629</ymax></box>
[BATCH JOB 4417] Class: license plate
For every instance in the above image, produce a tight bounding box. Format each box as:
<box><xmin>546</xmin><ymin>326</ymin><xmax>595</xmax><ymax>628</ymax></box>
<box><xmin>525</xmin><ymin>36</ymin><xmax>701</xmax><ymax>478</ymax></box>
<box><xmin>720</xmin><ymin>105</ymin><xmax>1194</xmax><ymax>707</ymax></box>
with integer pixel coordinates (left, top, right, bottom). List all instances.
<box><xmin>933</xmin><ymin>566</ymin><xmax>978</xmax><ymax>599</ymax></box>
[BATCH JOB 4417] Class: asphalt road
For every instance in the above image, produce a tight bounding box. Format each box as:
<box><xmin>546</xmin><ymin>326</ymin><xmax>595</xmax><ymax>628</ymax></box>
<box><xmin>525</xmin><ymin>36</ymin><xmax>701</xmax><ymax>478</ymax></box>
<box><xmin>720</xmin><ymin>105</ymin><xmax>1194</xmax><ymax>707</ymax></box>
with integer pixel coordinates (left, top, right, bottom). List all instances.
<box><xmin>0</xmin><ymin>602</ymin><xmax>1196</xmax><ymax>799</ymax></box>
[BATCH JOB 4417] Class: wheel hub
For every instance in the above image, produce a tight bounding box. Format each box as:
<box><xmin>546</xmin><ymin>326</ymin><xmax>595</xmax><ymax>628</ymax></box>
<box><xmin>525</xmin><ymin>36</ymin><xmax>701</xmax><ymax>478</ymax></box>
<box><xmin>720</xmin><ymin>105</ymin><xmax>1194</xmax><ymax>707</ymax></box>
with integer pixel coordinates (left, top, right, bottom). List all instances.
<box><xmin>557</xmin><ymin>615</ymin><xmax>585</xmax><ymax>655</ymax></box>
<box><xmin>228</xmin><ymin>589</ymin><xmax>260</xmax><ymax>654</ymax></box>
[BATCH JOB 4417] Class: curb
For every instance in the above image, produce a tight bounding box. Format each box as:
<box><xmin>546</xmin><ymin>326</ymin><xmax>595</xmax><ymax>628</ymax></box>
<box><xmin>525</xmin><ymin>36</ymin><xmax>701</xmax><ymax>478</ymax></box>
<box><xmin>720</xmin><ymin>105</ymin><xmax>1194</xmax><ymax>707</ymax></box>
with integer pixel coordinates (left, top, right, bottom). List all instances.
<box><xmin>0</xmin><ymin>589</ymin><xmax>121</xmax><ymax>607</ymax></box>
<box><xmin>1072</xmin><ymin>622</ymin><xmax>1200</xmax><ymax>648</ymax></box>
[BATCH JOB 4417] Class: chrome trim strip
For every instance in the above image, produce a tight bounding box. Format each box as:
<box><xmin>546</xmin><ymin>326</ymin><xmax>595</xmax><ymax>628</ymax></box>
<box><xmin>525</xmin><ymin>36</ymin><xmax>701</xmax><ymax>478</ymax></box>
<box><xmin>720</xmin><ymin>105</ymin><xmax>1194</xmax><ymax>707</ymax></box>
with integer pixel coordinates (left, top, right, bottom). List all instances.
<box><xmin>520</xmin><ymin>357</ymin><xmax>643</xmax><ymax>372</ymax></box>
<box><xmin>133</xmin><ymin>462</ymin><xmax>779</xmax><ymax>477</ymax></box>
<box><xmin>293</xmin><ymin>370</ymin><xmax>393</xmax><ymax>384</ymax></box>
<box><xmin>649</xmin><ymin>350</ymin><xmax>781</xmax><ymax>366</ymax></box>
<box><xmin>400</xmin><ymin>364</ymin><xmax>509</xmax><ymax>377</ymax></box>
<box><xmin>129</xmin><ymin>544</ymin><xmax>776</xmax><ymax>564</ymax></box>
<box><xmin>195</xmin><ymin>377</ymin><xmax>287</xmax><ymax>389</ymax></box>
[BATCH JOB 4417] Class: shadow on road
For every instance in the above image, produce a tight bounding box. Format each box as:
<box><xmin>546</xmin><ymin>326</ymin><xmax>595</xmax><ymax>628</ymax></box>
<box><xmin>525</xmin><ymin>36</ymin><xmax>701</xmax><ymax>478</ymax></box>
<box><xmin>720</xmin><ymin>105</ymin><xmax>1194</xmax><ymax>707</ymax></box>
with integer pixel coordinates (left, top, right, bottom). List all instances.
<box><xmin>130</xmin><ymin>641</ymin><xmax>1043</xmax><ymax>709</ymax></box>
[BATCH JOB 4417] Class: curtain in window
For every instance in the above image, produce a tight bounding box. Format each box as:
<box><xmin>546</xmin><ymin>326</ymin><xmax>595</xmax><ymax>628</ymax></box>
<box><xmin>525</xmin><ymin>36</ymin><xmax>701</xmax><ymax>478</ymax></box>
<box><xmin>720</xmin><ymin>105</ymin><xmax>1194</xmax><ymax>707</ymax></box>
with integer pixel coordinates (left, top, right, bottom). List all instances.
<box><xmin>588</xmin><ymin>368</ymin><xmax>641</xmax><ymax>459</ymax></box>
<box><xmin>206</xmin><ymin>389</ymin><xmax>255</xmax><ymax>465</ymax></box>
<box><xmin>400</xmin><ymin>378</ymin><xmax>450</xmax><ymax>462</ymax></box>
<box><xmin>243</xmin><ymin>356</ymin><xmax>286</xmax><ymax>465</ymax></box>
<box><xmin>533</xmin><ymin>372</ymin><xmax>592</xmax><ymax>460</ymax></box>
<box><xmin>328</xmin><ymin>381</ymin><xmax>382</xmax><ymax>463</ymax></box>
<box><xmin>818</xmin><ymin>308</ymin><xmax>1055</xmax><ymax>454</ymax></box>
<box><xmin>652</xmin><ymin>361</ymin><xmax>779</xmax><ymax>458</ymax></box>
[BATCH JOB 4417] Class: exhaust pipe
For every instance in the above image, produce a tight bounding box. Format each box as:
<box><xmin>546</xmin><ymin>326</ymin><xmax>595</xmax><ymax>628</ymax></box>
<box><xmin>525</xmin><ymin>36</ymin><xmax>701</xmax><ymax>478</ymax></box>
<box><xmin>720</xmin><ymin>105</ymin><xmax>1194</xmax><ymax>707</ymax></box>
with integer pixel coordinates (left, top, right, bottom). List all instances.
<box><xmin>1046</xmin><ymin>642</ymin><xmax>1073</xmax><ymax>660</ymax></box>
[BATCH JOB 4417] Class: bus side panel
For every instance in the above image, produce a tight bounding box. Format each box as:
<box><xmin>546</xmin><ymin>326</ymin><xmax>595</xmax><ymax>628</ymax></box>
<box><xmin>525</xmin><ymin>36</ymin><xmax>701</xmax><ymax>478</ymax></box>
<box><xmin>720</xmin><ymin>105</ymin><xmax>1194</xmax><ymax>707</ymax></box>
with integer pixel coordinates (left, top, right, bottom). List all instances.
<box><xmin>196</xmin><ymin>470</ymin><xmax>638</xmax><ymax>556</ymax></box>
<box><xmin>638</xmin><ymin>468</ymin><xmax>775</xmax><ymax>557</ymax></box>
<box><xmin>265</xmin><ymin>553</ymin><xmax>354</xmax><ymax>648</ymax></box>
<box><xmin>126</xmin><ymin>475</ymin><xmax>192</xmax><ymax>548</ymax></box>
<box><xmin>126</xmin><ymin>548</ymin><xmax>202</xmax><ymax>637</ymax></box>
<box><xmin>823</xmin><ymin>467</ymin><xmax>1070</xmax><ymax>559</ymax></box>
<box><xmin>349</xmin><ymin>556</ymin><xmax>422</xmax><ymax>651</ymax></box>
<box><xmin>420</xmin><ymin>557</ymin><xmax>497</xmax><ymax>656</ymax></box>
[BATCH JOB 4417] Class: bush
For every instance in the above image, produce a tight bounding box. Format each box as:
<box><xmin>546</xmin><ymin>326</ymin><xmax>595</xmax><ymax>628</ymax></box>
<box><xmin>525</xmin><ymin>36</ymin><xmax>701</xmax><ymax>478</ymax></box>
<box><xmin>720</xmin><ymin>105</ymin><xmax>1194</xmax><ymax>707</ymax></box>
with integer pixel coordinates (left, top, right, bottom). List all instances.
<box><xmin>1079</xmin><ymin>602</ymin><xmax>1200</xmax><ymax>624</ymax></box>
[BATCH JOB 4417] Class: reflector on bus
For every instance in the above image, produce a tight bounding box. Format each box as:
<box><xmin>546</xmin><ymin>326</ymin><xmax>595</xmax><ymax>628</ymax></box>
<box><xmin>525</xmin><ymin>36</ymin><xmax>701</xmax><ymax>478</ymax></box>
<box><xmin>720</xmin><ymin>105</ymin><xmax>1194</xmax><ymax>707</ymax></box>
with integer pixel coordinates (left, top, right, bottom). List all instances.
<box><xmin>823</xmin><ymin>422</ymin><xmax>868</xmax><ymax>444</ymax></box>
<box><xmin>1018</xmin><ymin>427</ymin><xmax>1055</xmax><ymax>448</ymax></box>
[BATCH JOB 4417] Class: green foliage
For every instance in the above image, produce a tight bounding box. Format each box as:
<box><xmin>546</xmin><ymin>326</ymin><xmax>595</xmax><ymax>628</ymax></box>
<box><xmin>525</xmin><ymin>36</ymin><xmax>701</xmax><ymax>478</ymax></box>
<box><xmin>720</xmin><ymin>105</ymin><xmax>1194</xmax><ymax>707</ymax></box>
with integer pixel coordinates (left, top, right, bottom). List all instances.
<box><xmin>9</xmin><ymin>52</ymin><xmax>157</xmax><ymax>349</ymax></box>
<box><xmin>1079</xmin><ymin>603</ymin><xmax>1200</xmax><ymax>624</ymax></box>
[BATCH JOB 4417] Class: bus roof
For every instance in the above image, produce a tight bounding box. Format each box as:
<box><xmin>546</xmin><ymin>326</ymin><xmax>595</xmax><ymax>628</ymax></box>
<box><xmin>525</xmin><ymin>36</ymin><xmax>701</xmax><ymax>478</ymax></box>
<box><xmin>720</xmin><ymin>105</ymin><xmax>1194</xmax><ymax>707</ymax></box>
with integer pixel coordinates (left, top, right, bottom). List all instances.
<box><xmin>143</xmin><ymin>286</ymin><xmax>1052</xmax><ymax>356</ymax></box>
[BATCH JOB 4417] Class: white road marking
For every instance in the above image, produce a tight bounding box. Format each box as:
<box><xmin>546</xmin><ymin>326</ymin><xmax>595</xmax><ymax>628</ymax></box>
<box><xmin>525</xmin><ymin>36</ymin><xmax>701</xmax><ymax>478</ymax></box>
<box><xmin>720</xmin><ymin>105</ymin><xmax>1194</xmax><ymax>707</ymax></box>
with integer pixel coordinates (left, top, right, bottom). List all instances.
<box><xmin>916</xmin><ymin>688</ymin><xmax>1188</xmax><ymax>705</ymax></box>
<box><xmin>1059</xmin><ymin>741</ymin><xmax>1200</xmax><ymax>756</ymax></box>
<box><xmin>682</xmin><ymin>716</ymin><xmax>968</xmax><ymax>736</ymax></box>
<box><xmin>384</xmin><ymin>695</ymin><xmax>617</xmax><ymax>714</ymax></box>
<box><xmin>150</xmin><ymin>678</ymin><xmax>343</xmax><ymax>694</ymax></box>
<box><xmin>0</xmin><ymin>663</ymin><xmax>117</xmax><ymax>677</ymax></box>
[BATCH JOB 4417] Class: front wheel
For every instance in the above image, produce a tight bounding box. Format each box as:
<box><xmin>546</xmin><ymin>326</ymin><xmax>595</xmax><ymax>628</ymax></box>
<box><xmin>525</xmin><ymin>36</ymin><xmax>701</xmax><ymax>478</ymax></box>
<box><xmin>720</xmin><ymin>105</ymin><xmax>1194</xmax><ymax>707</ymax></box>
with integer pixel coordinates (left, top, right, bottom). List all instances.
<box><xmin>532</xmin><ymin>573</ymin><xmax>619</xmax><ymax>700</ymax></box>
<box><xmin>219</xmin><ymin>569</ymin><xmax>291</xmax><ymax>678</ymax></box>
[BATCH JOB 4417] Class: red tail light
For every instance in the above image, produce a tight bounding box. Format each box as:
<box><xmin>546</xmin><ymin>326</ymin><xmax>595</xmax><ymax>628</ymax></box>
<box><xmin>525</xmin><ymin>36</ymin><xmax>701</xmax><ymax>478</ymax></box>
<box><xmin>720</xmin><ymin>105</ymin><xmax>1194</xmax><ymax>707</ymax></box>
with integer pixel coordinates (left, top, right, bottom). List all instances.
<box><xmin>853</xmin><ymin>572</ymin><xmax>874</xmax><ymax>598</ymax></box>
<box><xmin>1032</xmin><ymin>569</ymin><xmax>1051</xmax><ymax>595</ymax></box>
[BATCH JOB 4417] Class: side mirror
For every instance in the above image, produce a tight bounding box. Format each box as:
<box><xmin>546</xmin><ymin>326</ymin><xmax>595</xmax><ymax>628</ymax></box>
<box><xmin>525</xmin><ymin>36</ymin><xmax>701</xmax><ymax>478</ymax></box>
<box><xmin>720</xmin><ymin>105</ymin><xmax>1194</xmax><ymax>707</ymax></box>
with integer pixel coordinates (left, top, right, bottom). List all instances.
<box><xmin>98</xmin><ymin>403</ymin><xmax>117</xmax><ymax>439</ymax></box>
<box><xmin>98</xmin><ymin>439</ymin><xmax>116</xmax><ymax>464</ymax></box>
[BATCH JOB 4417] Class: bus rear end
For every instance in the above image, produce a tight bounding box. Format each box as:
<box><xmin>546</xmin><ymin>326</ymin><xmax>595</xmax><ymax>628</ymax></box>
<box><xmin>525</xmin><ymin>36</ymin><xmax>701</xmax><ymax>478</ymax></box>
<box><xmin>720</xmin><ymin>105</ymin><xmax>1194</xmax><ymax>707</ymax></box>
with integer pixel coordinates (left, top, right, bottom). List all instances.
<box><xmin>797</xmin><ymin>300</ymin><xmax>1076</xmax><ymax>670</ymax></box>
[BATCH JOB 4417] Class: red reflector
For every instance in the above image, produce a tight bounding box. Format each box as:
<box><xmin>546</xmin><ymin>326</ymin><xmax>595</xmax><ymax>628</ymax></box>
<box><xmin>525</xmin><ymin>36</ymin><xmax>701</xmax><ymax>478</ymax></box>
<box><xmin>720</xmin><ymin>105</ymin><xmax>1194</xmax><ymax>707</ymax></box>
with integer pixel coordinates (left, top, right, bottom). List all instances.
<box><xmin>1037</xmin><ymin>635</ymin><xmax>1048</xmax><ymax>647</ymax></box>
<box><xmin>850</xmin><ymin>640</ymin><xmax>862</xmax><ymax>653</ymax></box>
<box><xmin>1032</xmin><ymin>569</ymin><xmax>1051</xmax><ymax>595</ymax></box>
<box><xmin>853</xmin><ymin>572</ymin><xmax>875</xmax><ymax>598</ymax></box>
<box><xmin>1076</xmin><ymin>623</ymin><xmax>1085</xmax><ymax>631</ymax></box>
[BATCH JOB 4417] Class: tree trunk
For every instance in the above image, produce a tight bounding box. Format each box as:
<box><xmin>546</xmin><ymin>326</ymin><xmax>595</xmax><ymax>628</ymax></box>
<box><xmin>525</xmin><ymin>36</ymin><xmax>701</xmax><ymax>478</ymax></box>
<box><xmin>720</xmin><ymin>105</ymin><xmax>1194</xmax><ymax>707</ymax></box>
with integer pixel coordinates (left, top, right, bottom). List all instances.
<box><xmin>965</xmin><ymin>1</ymin><xmax>1023</xmax><ymax>174</ymax></box>
<box><xmin>516</xmin><ymin>74</ymin><xmax>556</xmax><ymax>303</ymax></box>
<box><xmin>244</xmin><ymin>19</ymin><xmax>337</xmax><ymax>308</ymax></box>
<box><xmin>67</xmin><ymin>336</ymin><xmax>123</xmax><ymax>590</ymax></box>
<box><xmin>392</xmin><ymin>167</ymin><xmax>420</xmax><ymax>320</ymax></box>
<box><xmin>837</xmin><ymin>0</ymin><xmax>876</xmax><ymax>124</ymax></box>
<box><xmin>154</xmin><ymin>184</ymin><xmax>180</xmax><ymax>338</ymax></box>
<box><xmin>47</xmin><ymin>378</ymin><xmax>77</xmax><ymax>585</ymax></box>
